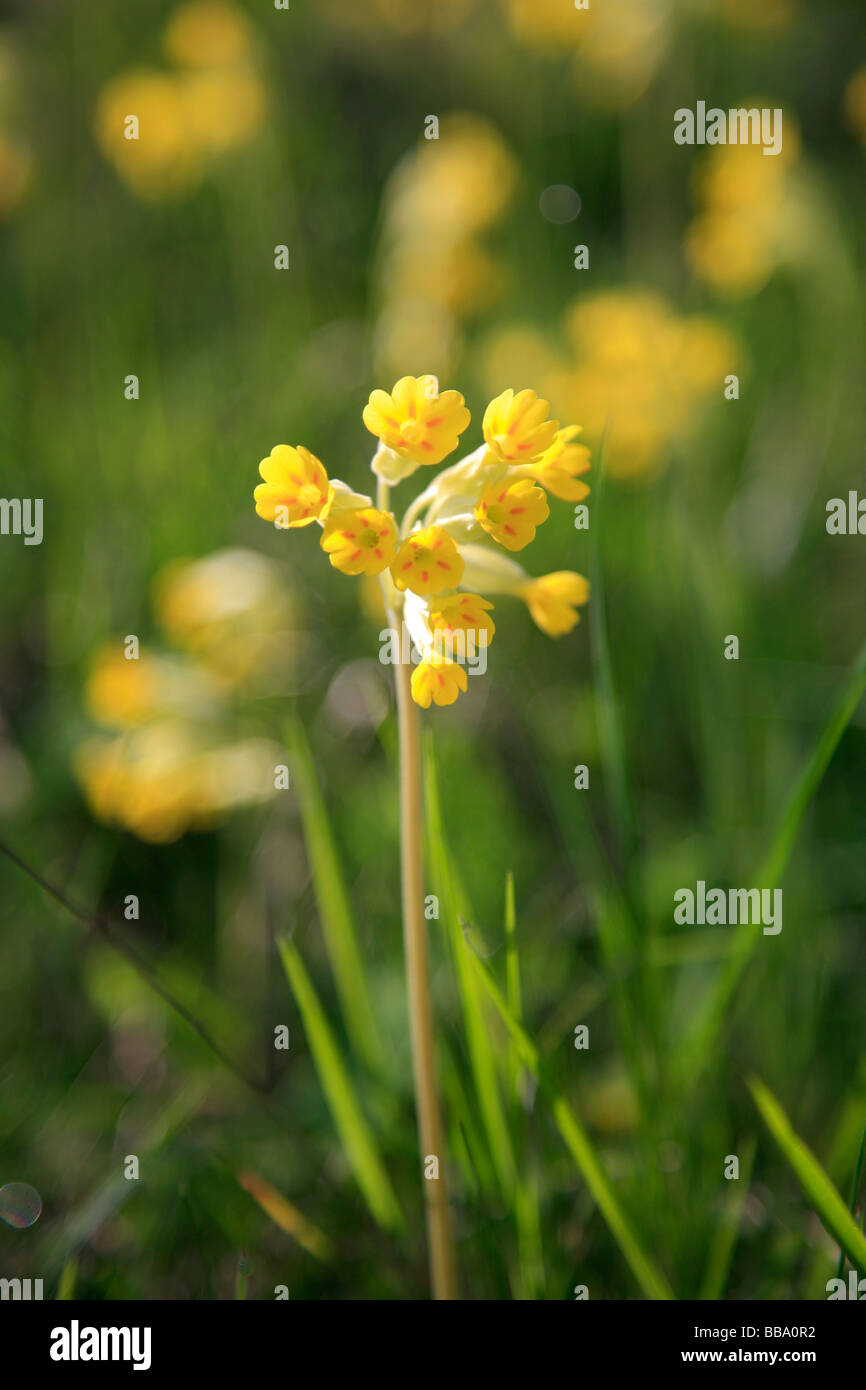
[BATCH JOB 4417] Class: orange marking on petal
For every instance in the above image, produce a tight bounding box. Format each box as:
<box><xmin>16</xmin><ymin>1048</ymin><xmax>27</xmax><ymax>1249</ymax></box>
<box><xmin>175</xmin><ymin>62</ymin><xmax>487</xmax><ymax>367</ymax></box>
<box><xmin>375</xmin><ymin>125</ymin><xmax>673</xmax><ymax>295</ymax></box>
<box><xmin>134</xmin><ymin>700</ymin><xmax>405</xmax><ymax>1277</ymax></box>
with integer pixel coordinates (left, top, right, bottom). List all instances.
<box><xmin>504</xmin><ymin>524</ymin><xmax>517</xmax><ymax>535</ymax></box>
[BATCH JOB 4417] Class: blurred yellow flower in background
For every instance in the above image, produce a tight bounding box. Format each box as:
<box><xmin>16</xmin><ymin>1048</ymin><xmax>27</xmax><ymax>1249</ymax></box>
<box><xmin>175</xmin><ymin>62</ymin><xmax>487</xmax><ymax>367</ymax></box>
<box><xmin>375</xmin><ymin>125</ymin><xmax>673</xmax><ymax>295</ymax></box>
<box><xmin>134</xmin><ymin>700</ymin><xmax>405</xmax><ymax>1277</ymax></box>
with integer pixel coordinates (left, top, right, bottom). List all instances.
<box><xmin>0</xmin><ymin>35</ymin><xmax>33</xmax><ymax>218</ymax></box>
<box><xmin>76</xmin><ymin>724</ymin><xmax>279</xmax><ymax>845</ymax></box>
<box><xmin>684</xmin><ymin>113</ymin><xmax>809</xmax><ymax>297</ymax></box>
<box><xmin>85</xmin><ymin>647</ymin><xmax>221</xmax><ymax>729</ymax></box>
<box><xmin>0</xmin><ymin>132</ymin><xmax>31</xmax><ymax>218</ymax></box>
<box><xmin>162</xmin><ymin>0</ymin><xmax>255</xmax><ymax>69</ymax></box>
<box><xmin>483</xmin><ymin>290</ymin><xmax>739</xmax><ymax>480</ymax></box>
<box><xmin>374</xmin><ymin>115</ymin><xmax>519</xmax><ymax>378</ymax></box>
<box><xmin>75</xmin><ymin>549</ymin><xmax>294</xmax><ymax>842</ymax></box>
<box><xmin>94</xmin><ymin>0</ymin><xmax>267</xmax><ymax>201</ymax></box>
<box><xmin>502</xmin><ymin>0</ymin><xmax>796</xmax><ymax>111</ymax></box>
<box><xmin>844</xmin><ymin>65</ymin><xmax>866</xmax><ymax>151</ymax></box>
<box><xmin>154</xmin><ymin>548</ymin><xmax>302</xmax><ymax>687</ymax></box>
<box><xmin>322</xmin><ymin>0</ymin><xmax>471</xmax><ymax>40</ymax></box>
<box><xmin>95</xmin><ymin>69</ymin><xmax>203</xmax><ymax>201</ymax></box>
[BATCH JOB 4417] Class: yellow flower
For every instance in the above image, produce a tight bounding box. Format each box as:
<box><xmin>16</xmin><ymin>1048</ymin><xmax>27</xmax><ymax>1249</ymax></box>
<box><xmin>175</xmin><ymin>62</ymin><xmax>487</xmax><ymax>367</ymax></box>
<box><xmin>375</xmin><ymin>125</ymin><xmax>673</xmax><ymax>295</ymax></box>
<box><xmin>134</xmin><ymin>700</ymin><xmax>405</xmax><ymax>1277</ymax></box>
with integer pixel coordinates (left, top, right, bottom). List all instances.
<box><xmin>85</xmin><ymin>649</ymin><xmax>161</xmax><ymax>728</ymax></box>
<box><xmin>483</xmin><ymin>388</ymin><xmax>559</xmax><ymax>463</ymax></box>
<box><xmin>254</xmin><ymin>445</ymin><xmax>330</xmax><ymax>527</ymax></box>
<box><xmin>162</xmin><ymin>0</ymin><xmax>254</xmax><ymax>69</ymax></box>
<box><xmin>475</xmin><ymin>478</ymin><xmax>549</xmax><ymax>551</ymax></box>
<box><xmin>427</xmin><ymin>593</ymin><xmax>495</xmax><ymax>657</ymax></box>
<box><xmin>410</xmin><ymin>655</ymin><xmax>468</xmax><ymax>709</ymax></box>
<box><xmin>390</xmin><ymin>526</ymin><xmax>464</xmax><ymax>596</ymax></box>
<box><xmin>95</xmin><ymin>69</ymin><xmax>202</xmax><ymax>201</ymax></box>
<box><xmin>363</xmin><ymin>375</ymin><xmax>470</xmax><ymax>465</ymax></box>
<box><xmin>521</xmin><ymin>572</ymin><xmax>589</xmax><ymax>636</ymax></box>
<box><xmin>845</xmin><ymin>65</ymin><xmax>866</xmax><ymax>148</ymax></box>
<box><xmin>0</xmin><ymin>135</ymin><xmax>32</xmax><ymax>219</ymax></box>
<box><xmin>182</xmin><ymin>68</ymin><xmax>266</xmax><ymax>152</ymax></box>
<box><xmin>524</xmin><ymin>425</ymin><xmax>591</xmax><ymax>501</ymax></box>
<box><xmin>321</xmin><ymin>507</ymin><xmax>397</xmax><ymax>576</ymax></box>
<box><xmin>154</xmin><ymin>548</ymin><xmax>301</xmax><ymax>686</ymax></box>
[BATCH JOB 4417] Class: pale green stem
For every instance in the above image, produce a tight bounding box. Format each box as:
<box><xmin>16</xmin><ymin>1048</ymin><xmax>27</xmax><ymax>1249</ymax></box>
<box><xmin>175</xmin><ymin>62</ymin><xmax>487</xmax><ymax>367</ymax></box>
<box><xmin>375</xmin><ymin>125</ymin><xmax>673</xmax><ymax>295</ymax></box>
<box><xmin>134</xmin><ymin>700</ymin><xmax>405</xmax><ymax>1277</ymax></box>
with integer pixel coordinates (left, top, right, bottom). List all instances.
<box><xmin>378</xmin><ymin>477</ymin><xmax>459</xmax><ymax>1301</ymax></box>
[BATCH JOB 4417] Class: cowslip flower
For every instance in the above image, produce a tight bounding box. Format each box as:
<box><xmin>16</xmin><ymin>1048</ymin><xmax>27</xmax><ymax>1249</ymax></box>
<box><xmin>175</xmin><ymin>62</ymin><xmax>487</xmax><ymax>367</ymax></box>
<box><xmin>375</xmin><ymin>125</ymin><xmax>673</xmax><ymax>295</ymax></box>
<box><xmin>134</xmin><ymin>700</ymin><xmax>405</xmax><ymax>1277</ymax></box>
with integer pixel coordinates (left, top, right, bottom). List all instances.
<box><xmin>253</xmin><ymin>375</ymin><xmax>590</xmax><ymax>708</ymax></box>
<box><xmin>390</xmin><ymin>526</ymin><xmax>464</xmax><ymax>595</ymax></box>
<box><xmin>474</xmin><ymin>477</ymin><xmax>549</xmax><ymax>551</ymax></box>
<box><xmin>321</xmin><ymin>507</ymin><xmax>397</xmax><ymax>576</ymax></box>
<box><xmin>483</xmin><ymin>387</ymin><xmax>559</xmax><ymax>463</ymax></box>
<box><xmin>523</xmin><ymin>425</ymin><xmax>591</xmax><ymax>502</ymax></box>
<box><xmin>254</xmin><ymin>445</ymin><xmax>330</xmax><ymax>527</ymax></box>
<box><xmin>520</xmin><ymin>572</ymin><xmax>590</xmax><ymax>637</ymax></box>
<box><xmin>363</xmin><ymin>374</ymin><xmax>471</xmax><ymax>475</ymax></box>
<box><xmin>410</xmin><ymin>654</ymin><xmax>469</xmax><ymax>709</ymax></box>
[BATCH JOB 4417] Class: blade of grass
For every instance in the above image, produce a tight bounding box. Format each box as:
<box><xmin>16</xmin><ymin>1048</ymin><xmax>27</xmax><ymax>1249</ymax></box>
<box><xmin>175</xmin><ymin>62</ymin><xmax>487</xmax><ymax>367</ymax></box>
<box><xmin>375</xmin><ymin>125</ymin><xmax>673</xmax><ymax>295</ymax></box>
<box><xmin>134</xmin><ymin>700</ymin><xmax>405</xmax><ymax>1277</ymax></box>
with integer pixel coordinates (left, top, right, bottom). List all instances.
<box><xmin>502</xmin><ymin>871</ymin><xmax>545</xmax><ymax>1300</ymax></box>
<box><xmin>589</xmin><ymin>432</ymin><xmax>635</xmax><ymax>862</ymax></box>
<box><xmin>238</xmin><ymin>1171</ymin><xmax>334</xmax><ymax>1262</ymax></box>
<box><xmin>466</xmin><ymin>943</ymin><xmax>674</xmax><ymax>1300</ymax></box>
<box><xmin>277</xmin><ymin>936</ymin><xmax>402</xmax><ymax>1232</ymax></box>
<box><xmin>835</xmin><ymin>1121</ymin><xmax>866</xmax><ymax>1279</ymax></box>
<box><xmin>679</xmin><ymin>636</ymin><xmax>866</xmax><ymax>1092</ymax></box>
<box><xmin>424</xmin><ymin>736</ymin><xmax>517</xmax><ymax>1201</ymax></box>
<box><xmin>55</xmin><ymin>1257</ymin><xmax>77</xmax><ymax>1301</ymax></box>
<box><xmin>287</xmin><ymin>717</ymin><xmax>386</xmax><ymax>1075</ymax></box>
<box><xmin>748</xmin><ymin>1077</ymin><xmax>866</xmax><ymax>1273</ymax></box>
<box><xmin>504</xmin><ymin>870</ymin><xmax>521</xmax><ymax>1097</ymax></box>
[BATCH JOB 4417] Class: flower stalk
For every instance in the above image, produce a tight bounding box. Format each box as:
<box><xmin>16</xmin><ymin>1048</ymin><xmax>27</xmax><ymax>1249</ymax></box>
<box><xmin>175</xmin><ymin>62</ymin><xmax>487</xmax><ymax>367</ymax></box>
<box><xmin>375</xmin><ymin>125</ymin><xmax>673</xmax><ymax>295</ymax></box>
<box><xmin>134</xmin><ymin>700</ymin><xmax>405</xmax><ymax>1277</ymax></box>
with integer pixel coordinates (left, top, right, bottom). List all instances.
<box><xmin>379</xmin><ymin>475</ymin><xmax>458</xmax><ymax>1300</ymax></box>
<box><xmin>253</xmin><ymin>373</ymin><xmax>594</xmax><ymax>1295</ymax></box>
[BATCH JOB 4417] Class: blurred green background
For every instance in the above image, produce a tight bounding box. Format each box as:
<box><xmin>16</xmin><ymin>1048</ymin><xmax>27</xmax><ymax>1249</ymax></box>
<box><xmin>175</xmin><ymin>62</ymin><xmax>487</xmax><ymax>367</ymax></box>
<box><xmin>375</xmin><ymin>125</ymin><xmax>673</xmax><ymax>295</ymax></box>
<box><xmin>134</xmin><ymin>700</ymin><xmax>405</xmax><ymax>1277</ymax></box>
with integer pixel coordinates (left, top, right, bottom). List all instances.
<box><xmin>1</xmin><ymin>0</ymin><xmax>865</xmax><ymax>1300</ymax></box>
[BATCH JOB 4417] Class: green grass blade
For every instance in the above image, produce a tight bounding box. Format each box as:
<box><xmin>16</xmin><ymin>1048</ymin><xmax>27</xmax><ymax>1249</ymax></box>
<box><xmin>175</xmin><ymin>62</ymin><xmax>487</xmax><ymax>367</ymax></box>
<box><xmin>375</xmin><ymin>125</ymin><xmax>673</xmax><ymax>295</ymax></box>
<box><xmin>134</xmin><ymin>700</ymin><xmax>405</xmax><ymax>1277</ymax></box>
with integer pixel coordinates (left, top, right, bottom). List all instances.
<box><xmin>589</xmin><ymin>433</ymin><xmax>636</xmax><ymax>863</ymax></box>
<box><xmin>287</xmin><ymin>717</ymin><xmax>386</xmax><ymax>1074</ymax></box>
<box><xmin>504</xmin><ymin>870</ymin><xmax>521</xmax><ymax>1095</ymax></box>
<box><xmin>424</xmin><ymin>736</ymin><xmax>518</xmax><ymax>1201</ymax></box>
<box><xmin>55</xmin><ymin>1257</ymin><xmax>78</xmax><ymax>1301</ymax></box>
<box><xmin>748</xmin><ymin>1077</ymin><xmax>866</xmax><ymax>1272</ymax></box>
<box><xmin>466</xmin><ymin>945</ymin><xmax>674</xmax><ymax>1300</ymax></box>
<box><xmin>278</xmin><ymin>937</ymin><xmax>403</xmax><ymax>1232</ymax></box>
<box><xmin>680</xmin><ymin>636</ymin><xmax>866</xmax><ymax>1091</ymax></box>
<box><xmin>836</xmin><ymin>1121</ymin><xmax>866</xmax><ymax>1279</ymax></box>
<box><xmin>502</xmin><ymin>871</ymin><xmax>545</xmax><ymax>1299</ymax></box>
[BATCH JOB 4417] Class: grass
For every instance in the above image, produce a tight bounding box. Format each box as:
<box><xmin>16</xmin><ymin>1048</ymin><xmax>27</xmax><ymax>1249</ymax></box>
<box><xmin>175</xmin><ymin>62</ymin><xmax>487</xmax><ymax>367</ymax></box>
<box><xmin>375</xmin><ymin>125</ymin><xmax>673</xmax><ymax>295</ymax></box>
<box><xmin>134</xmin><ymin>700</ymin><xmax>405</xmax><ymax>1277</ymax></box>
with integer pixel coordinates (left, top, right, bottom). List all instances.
<box><xmin>1</xmin><ymin>0</ymin><xmax>866</xmax><ymax>1303</ymax></box>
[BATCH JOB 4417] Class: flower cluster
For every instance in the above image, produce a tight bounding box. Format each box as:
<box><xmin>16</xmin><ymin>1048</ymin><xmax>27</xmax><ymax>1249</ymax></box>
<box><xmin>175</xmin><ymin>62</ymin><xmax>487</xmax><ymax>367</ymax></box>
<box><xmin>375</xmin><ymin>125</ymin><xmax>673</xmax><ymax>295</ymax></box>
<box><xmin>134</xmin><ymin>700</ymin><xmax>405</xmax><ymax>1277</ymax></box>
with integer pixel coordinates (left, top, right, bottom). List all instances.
<box><xmin>373</xmin><ymin>114</ymin><xmax>518</xmax><ymax>379</ymax></box>
<box><xmin>94</xmin><ymin>0</ymin><xmax>267</xmax><ymax>202</ymax></box>
<box><xmin>684</xmin><ymin>111</ymin><xmax>805</xmax><ymax>299</ymax></box>
<box><xmin>254</xmin><ymin>376</ymin><xmax>590</xmax><ymax>708</ymax></box>
<box><xmin>0</xmin><ymin>37</ymin><xmax>33</xmax><ymax>219</ymax></box>
<box><xmin>75</xmin><ymin>549</ymin><xmax>294</xmax><ymax>842</ymax></box>
<box><xmin>482</xmin><ymin>289</ymin><xmax>739</xmax><ymax>480</ymax></box>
